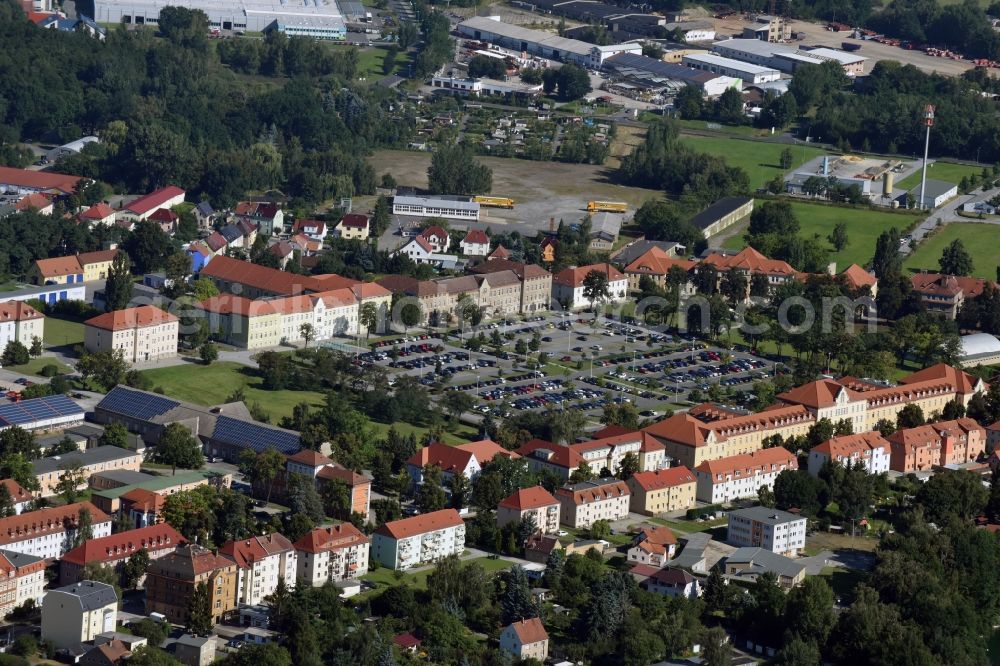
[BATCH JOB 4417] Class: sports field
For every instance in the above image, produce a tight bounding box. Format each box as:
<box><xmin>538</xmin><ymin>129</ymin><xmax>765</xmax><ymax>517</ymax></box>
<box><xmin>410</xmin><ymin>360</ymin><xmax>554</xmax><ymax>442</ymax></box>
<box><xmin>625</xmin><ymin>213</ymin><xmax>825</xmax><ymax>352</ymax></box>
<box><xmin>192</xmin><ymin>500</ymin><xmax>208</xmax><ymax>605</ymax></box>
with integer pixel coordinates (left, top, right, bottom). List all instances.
<box><xmin>894</xmin><ymin>161</ymin><xmax>983</xmax><ymax>190</ymax></box>
<box><xmin>724</xmin><ymin>201</ymin><xmax>919</xmax><ymax>269</ymax></box>
<box><xmin>679</xmin><ymin>136</ymin><xmax>827</xmax><ymax>190</ymax></box>
<box><xmin>903</xmin><ymin>223</ymin><xmax>1000</xmax><ymax>279</ymax></box>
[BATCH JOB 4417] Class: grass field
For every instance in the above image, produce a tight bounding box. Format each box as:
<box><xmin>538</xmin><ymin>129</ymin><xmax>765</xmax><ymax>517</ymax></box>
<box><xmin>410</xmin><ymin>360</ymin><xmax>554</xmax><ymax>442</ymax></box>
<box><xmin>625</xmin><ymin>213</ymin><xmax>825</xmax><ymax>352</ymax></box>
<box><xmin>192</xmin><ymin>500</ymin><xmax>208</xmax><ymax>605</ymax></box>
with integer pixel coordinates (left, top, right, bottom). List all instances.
<box><xmin>139</xmin><ymin>361</ymin><xmax>325</xmax><ymax>423</ymax></box>
<box><xmin>44</xmin><ymin>317</ymin><xmax>85</xmax><ymax>348</ymax></box>
<box><xmin>723</xmin><ymin>201</ymin><xmax>920</xmax><ymax>268</ymax></box>
<box><xmin>361</xmin><ymin>556</ymin><xmax>516</xmax><ymax>594</ymax></box>
<box><xmin>903</xmin><ymin>223</ymin><xmax>1000</xmax><ymax>279</ymax></box>
<box><xmin>894</xmin><ymin>160</ymin><xmax>982</xmax><ymax>190</ymax></box>
<box><xmin>679</xmin><ymin>136</ymin><xmax>827</xmax><ymax>190</ymax></box>
<box><xmin>8</xmin><ymin>356</ymin><xmax>73</xmax><ymax>377</ymax></box>
<box><xmin>356</xmin><ymin>46</ymin><xmax>407</xmax><ymax>79</ymax></box>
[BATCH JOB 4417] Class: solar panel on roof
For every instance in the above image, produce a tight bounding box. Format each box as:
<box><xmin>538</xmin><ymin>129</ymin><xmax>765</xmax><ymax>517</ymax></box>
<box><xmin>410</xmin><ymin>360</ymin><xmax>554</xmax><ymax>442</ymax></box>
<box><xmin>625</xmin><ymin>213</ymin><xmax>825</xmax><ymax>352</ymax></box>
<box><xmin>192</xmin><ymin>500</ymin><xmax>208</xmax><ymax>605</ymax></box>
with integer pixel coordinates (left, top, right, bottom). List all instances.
<box><xmin>212</xmin><ymin>416</ymin><xmax>300</xmax><ymax>455</ymax></box>
<box><xmin>97</xmin><ymin>386</ymin><xmax>180</xmax><ymax>420</ymax></box>
<box><xmin>0</xmin><ymin>394</ymin><xmax>83</xmax><ymax>427</ymax></box>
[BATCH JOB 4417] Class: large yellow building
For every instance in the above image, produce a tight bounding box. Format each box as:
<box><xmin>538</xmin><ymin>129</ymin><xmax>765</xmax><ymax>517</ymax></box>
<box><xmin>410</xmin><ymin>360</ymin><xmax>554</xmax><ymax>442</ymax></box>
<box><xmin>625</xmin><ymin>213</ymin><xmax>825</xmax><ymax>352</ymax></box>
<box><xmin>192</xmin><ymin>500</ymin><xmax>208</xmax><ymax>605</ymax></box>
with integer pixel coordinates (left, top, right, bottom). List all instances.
<box><xmin>626</xmin><ymin>467</ymin><xmax>697</xmax><ymax>515</ymax></box>
<box><xmin>196</xmin><ymin>295</ymin><xmax>283</xmax><ymax>350</ymax></box>
<box><xmin>27</xmin><ymin>249</ymin><xmax>118</xmax><ymax>286</ymax></box>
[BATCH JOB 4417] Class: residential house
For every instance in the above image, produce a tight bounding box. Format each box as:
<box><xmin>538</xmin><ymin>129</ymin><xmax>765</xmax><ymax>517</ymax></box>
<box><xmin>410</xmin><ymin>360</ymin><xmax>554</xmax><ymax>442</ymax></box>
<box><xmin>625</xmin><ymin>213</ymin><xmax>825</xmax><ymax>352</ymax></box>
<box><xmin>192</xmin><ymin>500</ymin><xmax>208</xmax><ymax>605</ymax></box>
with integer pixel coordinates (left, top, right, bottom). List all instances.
<box><xmin>694</xmin><ymin>447</ymin><xmax>798</xmax><ymax>504</ymax></box>
<box><xmin>294</xmin><ymin>524</ymin><xmax>370</xmax><ymax>586</ymax></box>
<box><xmin>220</xmin><ymin>533</ymin><xmax>297</xmax><ymax>606</ymax></box>
<box><xmin>31</xmin><ymin>445</ymin><xmax>142</xmax><ymax>497</ymax></box>
<box><xmin>726</xmin><ymin>506</ymin><xmax>807</xmax><ymax>556</ymax></box>
<box><xmin>407</xmin><ymin>439</ymin><xmax>517</xmax><ymax>485</ymax></box>
<box><xmin>16</xmin><ymin>192</ymin><xmax>54</xmax><ymax>215</ymax></box>
<box><xmin>0</xmin><ymin>300</ymin><xmax>44</xmax><ymax>351</ymax></box>
<box><xmin>0</xmin><ymin>550</ymin><xmax>45</xmax><ymax>615</ymax></box>
<box><xmin>488</xmin><ymin>245</ymin><xmax>511</xmax><ymax>261</ymax></box>
<box><xmin>41</xmin><ymin>581</ymin><xmax>118</xmax><ymax>649</ymax></box>
<box><xmin>627</xmin><ymin>525</ymin><xmax>678</xmax><ymax>568</ymax></box>
<box><xmin>460</xmin><ymin>229</ymin><xmax>490</xmax><ymax>256</ymax></box>
<box><xmin>371</xmin><ymin>509</ymin><xmax>466</xmax><ymax>570</ymax></box>
<box><xmin>499</xmin><ymin>618</ymin><xmax>549</xmax><ymax>662</ymax></box>
<box><xmin>27</xmin><ymin>249</ymin><xmax>118</xmax><ymax>285</ymax></box>
<box><xmin>723</xmin><ymin>547</ymin><xmax>805</xmax><ymax>588</ymax></box>
<box><xmin>0</xmin><ymin>479</ymin><xmax>34</xmax><ymax>514</ymax></box>
<box><xmin>290</xmin><ymin>234</ymin><xmax>323</xmax><ymax>256</ymax></box>
<box><xmin>643</xmin><ymin>567</ymin><xmax>701</xmax><ymax>598</ymax></box>
<box><xmin>234</xmin><ymin>201</ymin><xmax>283</xmax><ymax>236</ymax></box>
<box><xmin>888</xmin><ymin>417</ymin><xmax>986</xmax><ymax>472</ymax></box>
<box><xmin>335</xmin><ymin>213</ymin><xmax>370</xmax><ymax>240</ymax></box>
<box><xmin>268</xmin><ymin>240</ymin><xmax>295</xmax><ymax>269</ymax></box>
<box><xmin>807</xmin><ymin>431</ymin><xmax>891</xmax><ymax>476</ymax></box>
<box><xmin>144</xmin><ymin>544</ymin><xmax>239</xmax><ymax>625</ymax></box>
<box><xmin>524</xmin><ymin>533</ymin><xmax>564</xmax><ymax>564</ymax></box>
<box><xmin>148</xmin><ymin>208</ymin><xmax>179</xmax><ymax>234</ymax></box>
<box><xmin>78</xmin><ymin>203</ymin><xmax>118</xmax><ymax>226</ymax></box>
<box><xmin>118</xmin><ymin>186</ymin><xmax>185</xmax><ymax>222</ymax></box>
<box><xmin>839</xmin><ymin>263</ymin><xmax>878</xmax><ymax>299</ymax></box>
<box><xmin>174</xmin><ymin>634</ymin><xmax>215</xmax><ymax>666</ymax></box>
<box><xmin>623</xmin><ymin>247</ymin><xmax>697</xmax><ymax>293</ymax></box>
<box><xmin>119</xmin><ymin>489</ymin><xmax>165</xmax><ymax>529</ymax></box>
<box><xmin>194</xmin><ymin>201</ymin><xmax>216</xmax><ymax>229</ymax></box>
<box><xmin>626</xmin><ymin>466</ymin><xmax>697</xmax><ymax>515</ymax></box>
<box><xmin>252</xmin><ymin>451</ymin><xmax>372</xmax><ymax>519</ymax></box>
<box><xmin>644</xmin><ymin>406</ymin><xmax>813</xmax><ymax>469</ymax></box>
<box><xmin>84</xmin><ymin>305</ymin><xmax>180</xmax><ymax>364</ymax></box>
<box><xmin>392</xmin><ymin>235</ymin><xmax>458</xmax><ymax>267</ymax></box>
<box><xmin>419</xmin><ymin>226</ymin><xmax>450</xmax><ymax>253</ymax></box>
<box><xmin>186</xmin><ymin>242</ymin><xmax>213</xmax><ymax>273</ymax></box>
<box><xmin>291</xmin><ymin>219</ymin><xmax>327</xmax><ymax>241</ymax></box>
<box><xmin>555</xmin><ymin>478</ymin><xmax>630</xmax><ymax>528</ymax></box>
<box><xmin>910</xmin><ymin>272</ymin><xmax>993</xmax><ymax>319</ymax></box>
<box><xmin>497</xmin><ymin>486</ymin><xmax>560</xmax><ymax>534</ymax></box>
<box><xmin>468</xmin><ymin>259</ymin><xmax>552</xmax><ymax>313</ymax></box>
<box><xmin>552</xmin><ymin>263</ymin><xmax>629</xmax><ymax>310</ymax></box>
<box><xmin>59</xmin><ymin>524</ymin><xmax>184</xmax><ymax>585</ymax></box>
<box><xmin>516</xmin><ymin>439</ymin><xmax>583</xmax><ymax>480</ymax></box>
<box><xmin>0</xmin><ymin>502</ymin><xmax>112</xmax><ymax>559</ymax></box>
<box><xmin>569</xmin><ymin>430</ymin><xmax>664</xmax><ymax>475</ymax></box>
<box><xmin>79</xmin><ymin>638</ymin><xmax>132</xmax><ymax>666</ymax></box>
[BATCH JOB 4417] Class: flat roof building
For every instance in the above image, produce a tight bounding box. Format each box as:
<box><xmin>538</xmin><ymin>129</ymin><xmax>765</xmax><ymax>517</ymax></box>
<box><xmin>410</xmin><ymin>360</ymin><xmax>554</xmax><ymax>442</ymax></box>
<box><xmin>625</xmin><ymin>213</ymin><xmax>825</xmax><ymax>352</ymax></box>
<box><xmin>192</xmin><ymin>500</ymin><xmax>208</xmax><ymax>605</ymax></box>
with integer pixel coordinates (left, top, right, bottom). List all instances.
<box><xmin>603</xmin><ymin>52</ymin><xmax>741</xmax><ymax>96</ymax></box>
<box><xmin>682</xmin><ymin>52</ymin><xmax>780</xmax><ymax>84</ymax></box>
<box><xmin>393</xmin><ymin>195</ymin><xmax>480</xmax><ymax>221</ymax></box>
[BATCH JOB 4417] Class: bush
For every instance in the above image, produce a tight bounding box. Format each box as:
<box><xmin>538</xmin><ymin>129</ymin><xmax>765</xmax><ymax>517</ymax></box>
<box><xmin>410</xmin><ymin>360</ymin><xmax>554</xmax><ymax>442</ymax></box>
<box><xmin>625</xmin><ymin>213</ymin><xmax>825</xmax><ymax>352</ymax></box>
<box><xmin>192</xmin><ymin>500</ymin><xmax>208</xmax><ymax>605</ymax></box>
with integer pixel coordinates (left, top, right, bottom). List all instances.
<box><xmin>686</xmin><ymin>504</ymin><xmax>724</xmax><ymax>520</ymax></box>
<box><xmin>39</xmin><ymin>364</ymin><xmax>60</xmax><ymax>377</ymax></box>
<box><xmin>49</xmin><ymin>300</ymin><xmax>100</xmax><ymax>320</ymax></box>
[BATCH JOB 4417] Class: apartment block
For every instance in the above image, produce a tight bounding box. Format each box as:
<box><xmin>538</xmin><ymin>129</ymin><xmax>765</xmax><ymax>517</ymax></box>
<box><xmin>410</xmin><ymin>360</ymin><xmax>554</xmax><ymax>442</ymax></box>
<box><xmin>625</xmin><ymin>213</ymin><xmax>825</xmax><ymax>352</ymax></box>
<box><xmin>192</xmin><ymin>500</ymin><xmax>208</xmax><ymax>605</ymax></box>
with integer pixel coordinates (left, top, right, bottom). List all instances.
<box><xmin>41</xmin><ymin>581</ymin><xmax>118</xmax><ymax>649</ymax></box>
<box><xmin>294</xmin><ymin>524</ymin><xmax>370</xmax><ymax>586</ymax></box>
<box><xmin>694</xmin><ymin>447</ymin><xmax>797</xmax><ymax>504</ymax></box>
<box><xmin>371</xmin><ymin>509</ymin><xmax>466</xmax><ymax>570</ymax></box>
<box><xmin>551</xmin><ymin>263</ymin><xmax>629</xmax><ymax>311</ymax></box>
<box><xmin>33</xmin><ymin>445</ymin><xmax>143</xmax><ymax>497</ymax></box>
<box><xmin>220</xmin><ymin>533</ymin><xmax>297</xmax><ymax>606</ymax></box>
<box><xmin>84</xmin><ymin>305</ymin><xmax>179</xmax><ymax>364</ymax></box>
<box><xmin>888</xmin><ymin>417</ymin><xmax>986</xmax><ymax>473</ymax></box>
<box><xmin>726</xmin><ymin>506</ymin><xmax>807</xmax><ymax>557</ymax></box>
<box><xmin>807</xmin><ymin>431</ymin><xmax>891</xmax><ymax>476</ymax></box>
<box><xmin>626</xmin><ymin>466</ymin><xmax>697</xmax><ymax>515</ymax></box>
<box><xmin>0</xmin><ymin>502</ymin><xmax>112</xmax><ymax>560</ymax></box>
<box><xmin>60</xmin><ymin>524</ymin><xmax>183</xmax><ymax>585</ymax></box>
<box><xmin>497</xmin><ymin>486</ymin><xmax>560</xmax><ymax>534</ymax></box>
<box><xmin>0</xmin><ymin>550</ymin><xmax>44</xmax><ymax>615</ymax></box>
<box><xmin>144</xmin><ymin>544</ymin><xmax>238</xmax><ymax>626</ymax></box>
<box><xmin>0</xmin><ymin>300</ymin><xmax>44</xmax><ymax>351</ymax></box>
<box><xmin>555</xmin><ymin>478</ymin><xmax>630</xmax><ymax>529</ymax></box>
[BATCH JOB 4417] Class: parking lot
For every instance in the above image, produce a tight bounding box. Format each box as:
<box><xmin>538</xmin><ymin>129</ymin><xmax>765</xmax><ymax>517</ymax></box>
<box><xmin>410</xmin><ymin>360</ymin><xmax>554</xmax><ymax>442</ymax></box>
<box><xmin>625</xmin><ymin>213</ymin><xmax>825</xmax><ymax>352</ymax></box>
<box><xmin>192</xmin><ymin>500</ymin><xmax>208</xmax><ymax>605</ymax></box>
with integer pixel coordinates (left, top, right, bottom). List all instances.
<box><xmin>357</xmin><ymin>311</ymin><xmax>782</xmax><ymax>421</ymax></box>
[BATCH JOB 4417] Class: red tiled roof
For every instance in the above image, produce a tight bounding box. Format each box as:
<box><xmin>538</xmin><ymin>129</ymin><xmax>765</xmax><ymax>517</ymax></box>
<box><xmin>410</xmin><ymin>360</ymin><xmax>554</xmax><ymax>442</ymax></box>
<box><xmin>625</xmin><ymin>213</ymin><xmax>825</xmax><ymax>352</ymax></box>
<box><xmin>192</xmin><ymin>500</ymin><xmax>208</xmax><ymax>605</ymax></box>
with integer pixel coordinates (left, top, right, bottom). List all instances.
<box><xmin>420</xmin><ymin>225</ymin><xmax>448</xmax><ymax>242</ymax></box>
<box><xmin>456</xmin><ymin>438</ymin><xmax>518</xmax><ymax>464</ymax></box>
<box><xmin>287</xmin><ymin>450</ymin><xmax>333</xmax><ymax>467</ymax></box>
<box><xmin>235</xmin><ymin>201</ymin><xmax>281</xmax><ymax>220</ymax></box>
<box><xmin>0</xmin><ymin>167</ymin><xmax>81</xmax><ymax>194</ymax></box>
<box><xmin>15</xmin><ymin>193</ymin><xmax>51</xmax><ymax>211</ymax></box>
<box><xmin>777</xmin><ymin>378</ymin><xmax>859</xmax><ymax>409</ymax></box>
<box><xmin>469</xmin><ymin>259</ymin><xmax>550</xmax><ymax>280</ymax></box>
<box><xmin>555</xmin><ymin>478</ymin><xmax>630</xmax><ymax>506</ymax></box>
<box><xmin>374</xmin><ymin>509</ymin><xmax>463</xmax><ymax>540</ymax></box>
<box><xmin>393</xmin><ymin>633</ymin><xmax>422</xmax><ymax>649</ymax></box>
<box><xmin>293</xmin><ymin>523</ymin><xmax>368</xmax><ymax>554</ymax></box>
<box><xmin>516</xmin><ymin>439</ymin><xmax>583</xmax><ymax>469</ymax></box>
<box><xmin>629</xmin><ymin>466</ymin><xmax>696</xmax><ymax>491</ymax></box>
<box><xmin>0</xmin><ymin>479</ymin><xmax>32</xmax><ymax>505</ymax></box>
<box><xmin>0</xmin><ymin>502</ymin><xmax>109</xmax><ymax>548</ymax></box>
<box><xmin>508</xmin><ymin>617</ymin><xmax>548</xmax><ymax>645</ymax></box>
<box><xmin>351</xmin><ymin>282</ymin><xmax>391</xmax><ymax>300</ymax></box>
<box><xmin>78</xmin><ymin>250</ymin><xmax>118</xmax><ymax>266</ymax></box>
<box><xmin>898</xmin><ymin>363</ymin><xmax>982</xmax><ymax>395</ymax></box>
<box><xmin>120</xmin><ymin>488</ymin><xmax>164</xmax><ymax>513</ymax></box>
<box><xmin>701</xmin><ymin>246</ymin><xmax>797</xmax><ymax>277</ymax></box>
<box><xmin>590</xmin><ymin>424</ymin><xmax>632</xmax><ymax>439</ymax></box>
<box><xmin>269</xmin><ymin>295</ymin><xmax>316</xmax><ymax>316</ymax></box>
<box><xmin>840</xmin><ymin>263</ymin><xmax>877</xmax><ymax>289</ymax></box>
<box><xmin>463</xmin><ymin>229</ymin><xmax>489</xmax><ymax>244</ymax></box>
<box><xmin>552</xmin><ymin>263</ymin><xmax>625</xmax><ymax>288</ymax></box>
<box><xmin>0</xmin><ymin>301</ymin><xmax>42</xmax><ymax>322</ymax></box>
<box><xmin>199</xmin><ymin>255</ymin><xmax>329</xmax><ymax>295</ymax></box>
<box><xmin>316</xmin><ymin>464</ymin><xmax>369</xmax><ymax>487</ymax></box>
<box><xmin>311</xmin><ymin>273</ymin><xmax>361</xmax><ymax>290</ymax></box>
<box><xmin>338</xmin><ymin>213</ymin><xmax>369</xmax><ymax>230</ymax></box>
<box><xmin>488</xmin><ymin>245</ymin><xmax>511</xmax><ymax>260</ymax></box>
<box><xmin>499</xmin><ymin>486</ymin><xmax>558</xmax><ymax>511</ymax></box>
<box><xmin>80</xmin><ymin>203</ymin><xmax>116</xmax><ymax>220</ymax></box>
<box><xmin>34</xmin><ymin>255</ymin><xmax>82</xmax><ymax>278</ymax></box>
<box><xmin>148</xmin><ymin>208</ymin><xmax>178</xmax><ymax>223</ymax></box>
<box><xmin>85</xmin><ymin>305</ymin><xmax>178</xmax><ymax>332</ymax></box>
<box><xmin>910</xmin><ymin>272</ymin><xmax>991</xmax><ymax>299</ymax></box>
<box><xmin>813</xmin><ymin>431</ymin><xmax>889</xmax><ymax>459</ymax></box>
<box><xmin>206</xmin><ymin>232</ymin><xmax>228</xmax><ymax>252</ymax></box>
<box><xmin>123</xmin><ymin>186</ymin><xmax>184</xmax><ymax>216</ymax></box>
<box><xmin>644</xmin><ymin>404</ymin><xmax>812</xmax><ymax>448</ymax></box>
<box><xmin>624</xmin><ymin>247</ymin><xmax>697</xmax><ymax>276</ymax></box>
<box><xmin>648</xmin><ymin>567</ymin><xmax>694</xmax><ymax>586</ymax></box>
<box><xmin>636</xmin><ymin>524</ymin><xmax>676</xmax><ymax>546</ymax></box>
<box><xmin>219</xmin><ymin>533</ymin><xmax>295</xmax><ymax>568</ymax></box>
<box><xmin>407</xmin><ymin>443</ymin><xmax>475</xmax><ymax>475</ymax></box>
<box><xmin>888</xmin><ymin>418</ymin><xmax>984</xmax><ymax>453</ymax></box>
<box><xmin>694</xmin><ymin>446</ymin><xmax>797</xmax><ymax>477</ymax></box>
<box><xmin>292</xmin><ymin>219</ymin><xmax>326</xmax><ymax>234</ymax></box>
<box><xmin>312</xmin><ymin>287</ymin><xmax>356</xmax><ymax>309</ymax></box>
<box><xmin>61</xmin><ymin>524</ymin><xmax>183</xmax><ymax>566</ymax></box>
<box><xmin>196</xmin><ymin>295</ymin><xmax>276</xmax><ymax>317</ymax></box>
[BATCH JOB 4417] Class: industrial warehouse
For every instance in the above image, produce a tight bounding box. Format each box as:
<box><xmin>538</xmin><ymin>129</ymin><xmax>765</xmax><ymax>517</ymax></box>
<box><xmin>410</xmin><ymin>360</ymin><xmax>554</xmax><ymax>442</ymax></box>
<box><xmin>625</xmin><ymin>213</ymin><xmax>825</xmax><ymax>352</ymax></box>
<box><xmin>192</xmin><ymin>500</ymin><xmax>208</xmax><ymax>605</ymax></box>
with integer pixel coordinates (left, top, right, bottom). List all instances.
<box><xmin>92</xmin><ymin>0</ymin><xmax>347</xmax><ymax>37</ymax></box>
<box><xmin>602</xmin><ymin>52</ymin><xmax>741</xmax><ymax>97</ymax></box>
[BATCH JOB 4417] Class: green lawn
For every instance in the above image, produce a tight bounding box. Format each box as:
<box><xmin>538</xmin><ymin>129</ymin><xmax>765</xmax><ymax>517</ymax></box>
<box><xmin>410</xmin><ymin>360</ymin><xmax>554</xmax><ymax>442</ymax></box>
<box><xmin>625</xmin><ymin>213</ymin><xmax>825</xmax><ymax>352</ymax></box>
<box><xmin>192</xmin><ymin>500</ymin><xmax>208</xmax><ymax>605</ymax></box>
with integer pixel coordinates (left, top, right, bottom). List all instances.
<box><xmin>7</xmin><ymin>356</ymin><xmax>72</xmax><ymax>377</ymax></box>
<box><xmin>894</xmin><ymin>160</ymin><xmax>982</xmax><ymax>190</ymax></box>
<box><xmin>368</xmin><ymin>419</ymin><xmax>480</xmax><ymax>446</ymax></box>
<box><xmin>820</xmin><ymin>566</ymin><xmax>870</xmax><ymax>605</ymax></box>
<box><xmin>356</xmin><ymin>46</ymin><xmax>407</xmax><ymax>79</ymax></box>
<box><xmin>44</xmin><ymin>317</ymin><xmax>84</xmax><ymax>347</ymax></box>
<box><xmin>679</xmin><ymin>136</ymin><xmax>827</xmax><ymax>190</ymax></box>
<box><xmin>139</xmin><ymin>361</ymin><xmax>325</xmax><ymax>423</ymax></box>
<box><xmin>675</xmin><ymin>118</ymin><xmax>766</xmax><ymax>137</ymax></box>
<box><xmin>903</xmin><ymin>223</ymin><xmax>1000</xmax><ymax>279</ymax></box>
<box><xmin>360</xmin><ymin>556</ymin><xmax>516</xmax><ymax>594</ymax></box>
<box><xmin>724</xmin><ymin>201</ymin><xmax>920</xmax><ymax>269</ymax></box>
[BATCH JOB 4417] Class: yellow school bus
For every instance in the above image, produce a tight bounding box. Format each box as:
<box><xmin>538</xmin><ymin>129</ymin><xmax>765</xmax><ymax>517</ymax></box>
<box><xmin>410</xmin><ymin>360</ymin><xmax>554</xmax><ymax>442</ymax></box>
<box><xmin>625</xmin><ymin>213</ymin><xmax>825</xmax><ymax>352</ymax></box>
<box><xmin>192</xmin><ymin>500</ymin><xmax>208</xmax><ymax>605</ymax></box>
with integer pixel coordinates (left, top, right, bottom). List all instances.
<box><xmin>473</xmin><ymin>196</ymin><xmax>515</xmax><ymax>209</ymax></box>
<box><xmin>587</xmin><ymin>200</ymin><xmax>627</xmax><ymax>213</ymax></box>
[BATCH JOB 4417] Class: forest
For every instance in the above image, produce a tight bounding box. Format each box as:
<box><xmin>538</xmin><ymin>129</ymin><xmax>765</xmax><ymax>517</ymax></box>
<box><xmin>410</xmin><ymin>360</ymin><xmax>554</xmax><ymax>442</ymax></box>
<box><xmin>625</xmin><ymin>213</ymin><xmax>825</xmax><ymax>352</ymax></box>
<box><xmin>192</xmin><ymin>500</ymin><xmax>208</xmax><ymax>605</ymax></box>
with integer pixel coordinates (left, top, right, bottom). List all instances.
<box><xmin>0</xmin><ymin>3</ymin><xmax>417</xmax><ymax>208</ymax></box>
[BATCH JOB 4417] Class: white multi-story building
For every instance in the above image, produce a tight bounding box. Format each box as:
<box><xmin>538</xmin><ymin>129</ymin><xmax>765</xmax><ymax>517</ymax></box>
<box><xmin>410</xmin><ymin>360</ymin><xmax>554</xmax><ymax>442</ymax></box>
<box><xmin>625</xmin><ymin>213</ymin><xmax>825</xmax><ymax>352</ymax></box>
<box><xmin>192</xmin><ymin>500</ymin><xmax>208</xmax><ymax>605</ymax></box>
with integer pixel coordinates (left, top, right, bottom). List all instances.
<box><xmin>0</xmin><ymin>479</ymin><xmax>35</xmax><ymax>515</ymax></box>
<box><xmin>294</xmin><ymin>524</ymin><xmax>370</xmax><ymax>586</ymax></box>
<box><xmin>0</xmin><ymin>300</ymin><xmax>44</xmax><ymax>351</ymax></box>
<box><xmin>371</xmin><ymin>509</ymin><xmax>466</xmax><ymax>570</ymax></box>
<box><xmin>693</xmin><ymin>447</ymin><xmax>797</xmax><ymax>504</ymax></box>
<box><xmin>41</xmin><ymin>580</ymin><xmax>118</xmax><ymax>649</ymax></box>
<box><xmin>83</xmin><ymin>305</ymin><xmax>179</xmax><ymax>365</ymax></box>
<box><xmin>551</xmin><ymin>263</ymin><xmax>629</xmax><ymax>311</ymax></box>
<box><xmin>220</xmin><ymin>533</ymin><xmax>297</xmax><ymax>606</ymax></box>
<box><xmin>807</xmin><ymin>431</ymin><xmax>891</xmax><ymax>476</ymax></box>
<box><xmin>0</xmin><ymin>502</ymin><xmax>112</xmax><ymax>560</ymax></box>
<box><xmin>555</xmin><ymin>478</ymin><xmax>630</xmax><ymax>529</ymax></box>
<box><xmin>497</xmin><ymin>486</ymin><xmax>560</xmax><ymax>534</ymax></box>
<box><xmin>0</xmin><ymin>550</ymin><xmax>45</xmax><ymax>615</ymax></box>
<box><xmin>569</xmin><ymin>430</ymin><xmax>662</xmax><ymax>475</ymax></box>
<box><xmin>726</xmin><ymin>506</ymin><xmax>807</xmax><ymax>557</ymax></box>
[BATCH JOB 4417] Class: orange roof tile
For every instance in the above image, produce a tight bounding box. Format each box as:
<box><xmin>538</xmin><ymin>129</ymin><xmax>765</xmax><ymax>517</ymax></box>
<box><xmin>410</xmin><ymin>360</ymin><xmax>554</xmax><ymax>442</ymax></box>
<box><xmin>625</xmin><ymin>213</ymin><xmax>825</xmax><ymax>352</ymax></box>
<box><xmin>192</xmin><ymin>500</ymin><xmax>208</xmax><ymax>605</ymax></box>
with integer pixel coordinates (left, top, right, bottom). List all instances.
<box><xmin>0</xmin><ymin>301</ymin><xmax>42</xmax><ymax>322</ymax></box>
<box><xmin>293</xmin><ymin>523</ymin><xmax>368</xmax><ymax>554</ymax></box>
<box><xmin>552</xmin><ymin>263</ymin><xmax>625</xmax><ymax>288</ymax></box>
<box><xmin>78</xmin><ymin>249</ymin><xmax>118</xmax><ymax>266</ymax></box>
<box><xmin>0</xmin><ymin>502</ymin><xmax>110</xmax><ymax>548</ymax></box>
<box><xmin>694</xmin><ymin>447</ymin><xmax>797</xmax><ymax>477</ymax></box>
<box><xmin>16</xmin><ymin>193</ymin><xmax>52</xmax><ymax>211</ymax></box>
<box><xmin>0</xmin><ymin>167</ymin><xmax>81</xmax><ymax>194</ymax></box>
<box><xmin>200</xmin><ymin>255</ymin><xmax>331</xmax><ymax>296</ymax></box>
<box><xmin>120</xmin><ymin>488</ymin><xmax>163</xmax><ymax>513</ymax></box>
<box><xmin>0</xmin><ymin>479</ymin><xmax>32</xmax><ymax>504</ymax></box>
<box><xmin>624</xmin><ymin>247</ymin><xmax>697</xmax><ymax>276</ymax></box>
<box><xmin>196</xmin><ymin>295</ymin><xmax>276</xmax><ymax>317</ymax></box>
<box><xmin>499</xmin><ymin>486</ymin><xmax>558</xmax><ymax>511</ymax></box>
<box><xmin>374</xmin><ymin>508</ymin><xmax>463</xmax><ymax>540</ymax></box>
<box><xmin>516</xmin><ymin>439</ymin><xmax>583</xmax><ymax>469</ymax></box>
<box><xmin>701</xmin><ymin>246</ymin><xmax>797</xmax><ymax>276</ymax></box>
<box><xmin>351</xmin><ymin>282</ymin><xmax>391</xmax><ymax>300</ymax></box>
<box><xmin>812</xmin><ymin>431</ymin><xmax>889</xmax><ymax>459</ymax></box>
<box><xmin>80</xmin><ymin>203</ymin><xmax>116</xmax><ymax>220</ymax></box>
<box><xmin>61</xmin><ymin>524</ymin><xmax>183</xmax><ymax>566</ymax></box>
<box><xmin>124</xmin><ymin>186</ymin><xmax>184</xmax><ymax>216</ymax></box>
<box><xmin>629</xmin><ymin>466</ymin><xmax>696</xmax><ymax>491</ymax></box>
<box><xmin>777</xmin><ymin>379</ymin><xmax>859</xmax><ymax>410</ymax></box>
<box><xmin>85</xmin><ymin>305</ymin><xmax>178</xmax><ymax>332</ymax></box>
<box><xmin>555</xmin><ymin>478</ymin><xmax>630</xmax><ymax>506</ymax></box>
<box><xmin>220</xmin><ymin>533</ymin><xmax>295</xmax><ymax>568</ymax></box>
<box><xmin>287</xmin><ymin>450</ymin><xmax>333</xmax><ymax>467</ymax></box>
<box><xmin>508</xmin><ymin>617</ymin><xmax>548</xmax><ymax>645</ymax></box>
<box><xmin>456</xmin><ymin>438</ymin><xmax>519</xmax><ymax>464</ymax></box>
<box><xmin>840</xmin><ymin>264</ymin><xmax>877</xmax><ymax>289</ymax></box>
<box><xmin>34</xmin><ymin>255</ymin><xmax>82</xmax><ymax>278</ymax></box>
<box><xmin>636</xmin><ymin>524</ymin><xmax>677</xmax><ymax>546</ymax></box>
